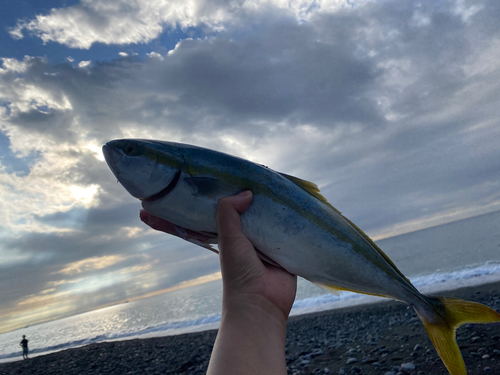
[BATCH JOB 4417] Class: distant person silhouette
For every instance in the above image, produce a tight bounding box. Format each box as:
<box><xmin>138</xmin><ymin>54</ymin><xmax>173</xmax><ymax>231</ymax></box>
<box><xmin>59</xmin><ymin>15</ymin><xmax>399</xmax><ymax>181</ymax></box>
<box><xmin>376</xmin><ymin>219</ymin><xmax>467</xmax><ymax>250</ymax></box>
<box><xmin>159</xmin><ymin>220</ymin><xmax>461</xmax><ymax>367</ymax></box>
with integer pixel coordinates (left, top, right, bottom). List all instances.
<box><xmin>19</xmin><ymin>335</ymin><xmax>28</xmax><ymax>359</ymax></box>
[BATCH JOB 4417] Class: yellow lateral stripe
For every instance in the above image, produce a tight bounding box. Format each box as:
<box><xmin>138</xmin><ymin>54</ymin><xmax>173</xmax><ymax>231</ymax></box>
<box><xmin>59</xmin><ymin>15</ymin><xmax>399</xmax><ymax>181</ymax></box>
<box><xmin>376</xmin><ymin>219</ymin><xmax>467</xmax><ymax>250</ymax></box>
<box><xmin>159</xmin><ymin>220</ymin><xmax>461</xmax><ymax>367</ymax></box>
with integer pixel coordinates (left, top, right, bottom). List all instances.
<box><xmin>281</xmin><ymin>172</ymin><xmax>413</xmax><ymax>286</ymax></box>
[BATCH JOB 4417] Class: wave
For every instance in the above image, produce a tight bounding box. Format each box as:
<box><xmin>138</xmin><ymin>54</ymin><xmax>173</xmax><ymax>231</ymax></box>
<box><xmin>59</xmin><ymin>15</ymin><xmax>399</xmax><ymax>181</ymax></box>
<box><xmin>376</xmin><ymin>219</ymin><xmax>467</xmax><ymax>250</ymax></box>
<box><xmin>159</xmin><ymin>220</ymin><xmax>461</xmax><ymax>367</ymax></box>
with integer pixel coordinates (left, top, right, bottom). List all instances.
<box><xmin>0</xmin><ymin>314</ymin><xmax>222</xmax><ymax>362</ymax></box>
<box><xmin>2</xmin><ymin>260</ymin><xmax>499</xmax><ymax>361</ymax></box>
<box><xmin>411</xmin><ymin>260</ymin><xmax>500</xmax><ymax>288</ymax></box>
<box><xmin>290</xmin><ymin>260</ymin><xmax>500</xmax><ymax>315</ymax></box>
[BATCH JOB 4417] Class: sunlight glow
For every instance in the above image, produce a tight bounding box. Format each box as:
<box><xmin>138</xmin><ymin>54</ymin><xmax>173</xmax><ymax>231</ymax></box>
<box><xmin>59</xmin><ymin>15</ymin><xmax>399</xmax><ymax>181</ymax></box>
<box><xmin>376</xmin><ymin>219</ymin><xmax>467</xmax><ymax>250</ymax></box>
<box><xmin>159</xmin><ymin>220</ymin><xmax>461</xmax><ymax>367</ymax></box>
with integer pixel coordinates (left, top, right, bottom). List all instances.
<box><xmin>126</xmin><ymin>272</ymin><xmax>222</xmax><ymax>303</ymax></box>
<box><xmin>86</xmin><ymin>144</ymin><xmax>105</xmax><ymax>161</ymax></box>
<box><xmin>54</xmin><ymin>255</ymin><xmax>125</xmax><ymax>275</ymax></box>
<box><xmin>70</xmin><ymin>184</ymin><xmax>98</xmax><ymax>204</ymax></box>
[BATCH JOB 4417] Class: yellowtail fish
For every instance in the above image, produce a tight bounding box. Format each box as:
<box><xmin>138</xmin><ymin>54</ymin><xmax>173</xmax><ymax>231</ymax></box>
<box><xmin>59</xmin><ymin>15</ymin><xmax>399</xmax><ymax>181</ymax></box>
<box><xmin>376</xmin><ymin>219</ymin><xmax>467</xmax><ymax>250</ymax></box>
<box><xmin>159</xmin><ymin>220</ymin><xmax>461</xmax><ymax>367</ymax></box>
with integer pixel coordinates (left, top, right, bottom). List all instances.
<box><xmin>103</xmin><ymin>139</ymin><xmax>500</xmax><ymax>375</ymax></box>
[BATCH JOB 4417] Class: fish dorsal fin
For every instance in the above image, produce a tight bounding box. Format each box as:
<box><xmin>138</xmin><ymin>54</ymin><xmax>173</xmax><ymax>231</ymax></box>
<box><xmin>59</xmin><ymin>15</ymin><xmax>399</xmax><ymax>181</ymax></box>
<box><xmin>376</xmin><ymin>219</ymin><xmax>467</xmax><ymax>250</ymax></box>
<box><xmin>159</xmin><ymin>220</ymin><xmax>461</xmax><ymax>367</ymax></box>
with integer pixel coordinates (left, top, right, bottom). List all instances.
<box><xmin>279</xmin><ymin>173</ymin><xmax>321</xmax><ymax>196</ymax></box>
<box><xmin>279</xmin><ymin>173</ymin><xmax>342</xmax><ymax>214</ymax></box>
<box><xmin>281</xmin><ymin>172</ymin><xmax>412</xmax><ymax>286</ymax></box>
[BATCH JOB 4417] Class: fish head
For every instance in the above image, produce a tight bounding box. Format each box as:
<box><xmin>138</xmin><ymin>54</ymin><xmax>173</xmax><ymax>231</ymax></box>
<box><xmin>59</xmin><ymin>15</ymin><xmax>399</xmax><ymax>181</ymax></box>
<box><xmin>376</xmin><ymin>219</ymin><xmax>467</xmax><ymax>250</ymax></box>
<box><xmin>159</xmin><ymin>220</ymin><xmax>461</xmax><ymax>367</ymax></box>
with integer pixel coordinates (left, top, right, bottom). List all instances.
<box><xmin>102</xmin><ymin>139</ymin><xmax>184</xmax><ymax>200</ymax></box>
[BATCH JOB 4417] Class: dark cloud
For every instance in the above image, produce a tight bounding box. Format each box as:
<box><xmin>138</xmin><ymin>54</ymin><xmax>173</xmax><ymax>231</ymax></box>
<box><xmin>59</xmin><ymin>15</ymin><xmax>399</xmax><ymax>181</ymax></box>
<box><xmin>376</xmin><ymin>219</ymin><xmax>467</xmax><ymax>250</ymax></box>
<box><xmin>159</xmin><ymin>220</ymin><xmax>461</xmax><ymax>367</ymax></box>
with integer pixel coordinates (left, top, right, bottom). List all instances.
<box><xmin>1</xmin><ymin>0</ymin><xmax>500</xmax><ymax>331</ymax></box>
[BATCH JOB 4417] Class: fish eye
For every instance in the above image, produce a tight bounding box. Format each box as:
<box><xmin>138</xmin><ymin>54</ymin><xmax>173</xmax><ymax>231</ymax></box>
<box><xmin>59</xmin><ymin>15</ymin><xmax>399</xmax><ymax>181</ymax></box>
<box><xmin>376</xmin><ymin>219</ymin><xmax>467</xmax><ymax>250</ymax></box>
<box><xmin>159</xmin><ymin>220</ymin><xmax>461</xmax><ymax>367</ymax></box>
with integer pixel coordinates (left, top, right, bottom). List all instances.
<box><xmin>125</xmin><ymin>145</ymin><xmax>135</xmax><ymax>155</ymax></box>
<box><xmin>121</xmin><ymin>142</ymin><xmax>144</xmax><ymax>156</ymax></box>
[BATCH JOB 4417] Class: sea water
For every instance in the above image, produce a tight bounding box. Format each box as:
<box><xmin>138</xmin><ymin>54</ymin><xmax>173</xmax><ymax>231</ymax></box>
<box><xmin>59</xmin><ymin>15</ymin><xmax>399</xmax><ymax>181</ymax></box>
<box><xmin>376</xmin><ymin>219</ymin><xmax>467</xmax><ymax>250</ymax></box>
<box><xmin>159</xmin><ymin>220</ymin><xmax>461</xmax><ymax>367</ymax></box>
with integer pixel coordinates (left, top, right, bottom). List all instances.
<box><xmin>1</xmin><ymin>210</ymin><xmax>499</xmax><ymax>362</ymax></box>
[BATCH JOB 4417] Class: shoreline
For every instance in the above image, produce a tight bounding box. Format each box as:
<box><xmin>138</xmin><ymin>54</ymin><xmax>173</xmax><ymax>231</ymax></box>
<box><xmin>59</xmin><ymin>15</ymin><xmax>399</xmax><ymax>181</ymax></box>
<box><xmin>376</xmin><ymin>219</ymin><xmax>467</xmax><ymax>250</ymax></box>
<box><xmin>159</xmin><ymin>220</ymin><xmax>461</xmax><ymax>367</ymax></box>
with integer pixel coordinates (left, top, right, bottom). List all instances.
<box><xmin>1</xmin><ymin>281</ymin><xmax>499</xmax><ymax>374</ymax></box>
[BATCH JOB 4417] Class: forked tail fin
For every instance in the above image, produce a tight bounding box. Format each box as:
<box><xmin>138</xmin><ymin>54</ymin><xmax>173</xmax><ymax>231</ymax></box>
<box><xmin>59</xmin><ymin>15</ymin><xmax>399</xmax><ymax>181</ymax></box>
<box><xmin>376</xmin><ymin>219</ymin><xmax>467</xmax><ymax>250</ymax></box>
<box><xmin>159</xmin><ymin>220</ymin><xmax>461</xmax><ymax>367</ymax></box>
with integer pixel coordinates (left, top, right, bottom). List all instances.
<box><xmin>416</xmin><ymin>297</ymin><xmax>500</xmax><ymax>375</ymax></box>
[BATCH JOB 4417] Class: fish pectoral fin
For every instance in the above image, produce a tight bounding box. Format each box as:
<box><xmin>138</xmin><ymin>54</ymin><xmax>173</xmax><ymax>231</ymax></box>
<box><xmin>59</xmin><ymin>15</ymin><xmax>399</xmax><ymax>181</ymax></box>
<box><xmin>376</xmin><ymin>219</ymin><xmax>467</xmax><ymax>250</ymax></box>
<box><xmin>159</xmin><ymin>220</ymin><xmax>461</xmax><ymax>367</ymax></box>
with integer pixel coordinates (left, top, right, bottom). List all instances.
<box><xmin>417</xmin><ymin>297</ymin><xmax>500</xmax><ymax>375</ymax></box>
<box><xmin>184</xmin><ymin>177</ymin><xmax>238</xmax><ymax>199</ymax></box>
<box><xmin>254</xmin><ymin>248</ymin><xmax>283</xmax><ymax>268</ymax></box>
<box><xmin>139</xmin><ymin>210</ymin><xmax>219</xmax><ymax>254</ymax></box>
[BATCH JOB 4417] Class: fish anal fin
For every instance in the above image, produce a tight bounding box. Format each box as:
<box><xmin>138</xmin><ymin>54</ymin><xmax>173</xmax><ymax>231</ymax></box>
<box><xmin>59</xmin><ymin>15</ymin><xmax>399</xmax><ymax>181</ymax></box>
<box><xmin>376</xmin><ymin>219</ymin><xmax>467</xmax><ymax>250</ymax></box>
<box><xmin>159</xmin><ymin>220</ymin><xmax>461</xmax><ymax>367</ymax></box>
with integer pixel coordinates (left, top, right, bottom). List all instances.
<box><xmin>314</xmin><ymin>282</ymin><xmax>343</xmax><ymax>296</ymax></box>
<box><xmin>314</xmin><ymin>282</ymin><xmax>387</xmax><ymax>298</ymax></box>
<box><xmin>417</xmin><ymin>297</ymin><xmax>500</xmax><ymax>375</ymax></box>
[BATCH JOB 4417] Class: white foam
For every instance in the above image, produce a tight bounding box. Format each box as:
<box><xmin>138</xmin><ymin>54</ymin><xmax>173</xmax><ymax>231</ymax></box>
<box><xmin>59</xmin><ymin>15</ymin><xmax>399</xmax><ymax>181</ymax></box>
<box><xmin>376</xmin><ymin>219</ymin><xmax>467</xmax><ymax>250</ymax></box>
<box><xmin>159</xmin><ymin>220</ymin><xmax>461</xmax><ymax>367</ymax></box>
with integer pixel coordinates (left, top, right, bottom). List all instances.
<box><xmin>290</xmin><ymin>261</ymin><xmax>500</xmax><ymax>316</ymax></box>
<box><xmin>1</xmin><ymin>261</ymin><xmax>499</xmax><ymax>362</ymax></box>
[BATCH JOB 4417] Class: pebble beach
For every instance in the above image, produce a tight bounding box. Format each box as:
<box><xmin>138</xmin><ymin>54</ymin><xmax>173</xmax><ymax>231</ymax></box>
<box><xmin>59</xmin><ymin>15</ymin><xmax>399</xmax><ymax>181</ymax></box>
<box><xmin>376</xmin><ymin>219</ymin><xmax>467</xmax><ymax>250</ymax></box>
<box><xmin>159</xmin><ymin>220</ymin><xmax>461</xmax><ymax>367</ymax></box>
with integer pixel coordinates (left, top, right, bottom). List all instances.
<box><xmin>1</xmin><ymin>282</ymin><xmax>499</xmax><ymax>375</ymax></box>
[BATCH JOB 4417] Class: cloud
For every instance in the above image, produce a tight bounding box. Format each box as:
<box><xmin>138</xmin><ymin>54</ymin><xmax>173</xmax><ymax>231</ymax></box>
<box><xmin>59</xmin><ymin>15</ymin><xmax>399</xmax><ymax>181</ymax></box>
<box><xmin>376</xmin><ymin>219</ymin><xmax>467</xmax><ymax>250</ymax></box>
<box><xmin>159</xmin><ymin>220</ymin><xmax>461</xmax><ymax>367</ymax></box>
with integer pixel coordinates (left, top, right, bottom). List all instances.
<box><xmin>1</xmin><ymin>0</ymin><xmax>499</xmax><ymax>239</ymax></box>
<box><xmin>1</xmin><ymin>0</ymin><xmax>500</xmax><ymax>332</ymax></box>
<box><xmin>8</xmin><ymin>0</ymin><xmax>361</xmax><ymax>49</ymax></box>
<box><xmin>53</xmin><ymin>255</ymin><xmax>126</xmax><ymax>275</ymax></box>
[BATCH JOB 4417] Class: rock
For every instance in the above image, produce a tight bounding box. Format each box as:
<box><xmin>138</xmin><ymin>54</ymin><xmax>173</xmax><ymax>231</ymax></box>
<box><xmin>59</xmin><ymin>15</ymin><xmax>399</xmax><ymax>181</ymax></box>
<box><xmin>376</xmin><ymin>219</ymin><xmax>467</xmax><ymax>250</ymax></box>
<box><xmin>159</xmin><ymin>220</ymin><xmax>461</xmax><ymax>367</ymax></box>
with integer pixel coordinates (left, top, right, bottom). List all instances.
<box><xmin>400</xmin><ymin>362</ymin><xmax>416</xmax><ymax>372</ymax></box>
<box><xmin>311</xmin><ymin>349</ymin><xmax>324</xmax><ymax>357</ymax></box>
<box><xmin>346</xmin><ymin>357</ymin><xmax>357</xmax><ymax>365</ymax></box>
<box><xmin>323</xmin><ymin>368</ymin><xmax>330</xmax><ymax>374</ymax></box>
<box><xmin>413</xmin><ymin>344</ymin><xmax>423</xmax><ymax>351</ymax></box>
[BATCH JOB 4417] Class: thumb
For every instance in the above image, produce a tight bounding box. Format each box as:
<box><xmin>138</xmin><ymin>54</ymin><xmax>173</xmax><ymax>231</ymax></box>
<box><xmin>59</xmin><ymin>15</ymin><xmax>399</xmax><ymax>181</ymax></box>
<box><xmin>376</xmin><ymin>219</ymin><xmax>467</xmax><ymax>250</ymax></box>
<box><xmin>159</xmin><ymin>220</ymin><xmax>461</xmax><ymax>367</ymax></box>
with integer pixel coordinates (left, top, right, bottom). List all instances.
<box><xmin>216</xmin><ymin>191</ymin><xmax>262</xmax><ymax>276</ymax></box>
<box><xmin>216</xmin><ymin>190</ymin><xmax>253</xmax><ymax>252</ymax></box>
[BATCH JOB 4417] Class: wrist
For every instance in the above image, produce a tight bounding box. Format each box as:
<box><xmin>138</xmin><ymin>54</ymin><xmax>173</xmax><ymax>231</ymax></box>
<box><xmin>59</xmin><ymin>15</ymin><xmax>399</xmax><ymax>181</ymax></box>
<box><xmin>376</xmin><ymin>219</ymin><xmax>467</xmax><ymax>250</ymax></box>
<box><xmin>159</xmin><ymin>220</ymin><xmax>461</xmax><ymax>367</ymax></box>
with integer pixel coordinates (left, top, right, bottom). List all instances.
<box><xmin>208</xmin><ymin>293</ymin><xmax>289</xmax><ymax>375</ymax></box>
<box><xmin>222</xmin><ymin>291</ymin><xmax>290</xmax><ymax>331</ymax></box>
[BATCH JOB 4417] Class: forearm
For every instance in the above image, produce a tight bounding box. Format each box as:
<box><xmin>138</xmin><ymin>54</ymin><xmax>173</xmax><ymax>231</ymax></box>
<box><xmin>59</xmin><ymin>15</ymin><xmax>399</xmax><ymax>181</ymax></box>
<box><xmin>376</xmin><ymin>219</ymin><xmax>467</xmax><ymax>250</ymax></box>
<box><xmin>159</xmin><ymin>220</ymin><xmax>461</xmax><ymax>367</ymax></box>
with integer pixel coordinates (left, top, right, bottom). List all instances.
<box><xmin>207</xmin><ymin>295</ymin><xmax>289</xmax><ymax>375</ymax></box>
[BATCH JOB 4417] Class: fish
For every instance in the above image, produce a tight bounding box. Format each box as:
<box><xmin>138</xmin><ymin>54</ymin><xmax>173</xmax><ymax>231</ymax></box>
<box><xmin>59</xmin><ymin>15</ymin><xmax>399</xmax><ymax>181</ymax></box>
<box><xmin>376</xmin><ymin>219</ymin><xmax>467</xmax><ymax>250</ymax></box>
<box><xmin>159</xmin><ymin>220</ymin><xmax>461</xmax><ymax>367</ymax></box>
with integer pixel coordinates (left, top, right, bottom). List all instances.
<box><xmin>102</xmin><ymin>138</ymin><xmax>500</xmax><ymax>375</ymax></box>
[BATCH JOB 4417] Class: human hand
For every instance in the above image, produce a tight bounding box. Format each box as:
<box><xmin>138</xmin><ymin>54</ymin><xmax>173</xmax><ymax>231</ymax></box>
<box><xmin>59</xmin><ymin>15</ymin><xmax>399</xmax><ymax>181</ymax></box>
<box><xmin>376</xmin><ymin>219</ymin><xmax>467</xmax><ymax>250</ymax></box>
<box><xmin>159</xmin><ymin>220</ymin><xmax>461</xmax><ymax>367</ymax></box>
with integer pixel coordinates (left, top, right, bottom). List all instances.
<box><xmin>216</xmin><ymin>190</ymin><xmax>297</xmax><ymax>320</ymax></box>
<box><xmin>207</xmin><ymin>191</ymin><xmax>297</xmax><ymax>375</ymax></box>
<box><xmin>207</xmin><ymin>190</ymin><xmax>296</xmax><ymax>375</ymax></box>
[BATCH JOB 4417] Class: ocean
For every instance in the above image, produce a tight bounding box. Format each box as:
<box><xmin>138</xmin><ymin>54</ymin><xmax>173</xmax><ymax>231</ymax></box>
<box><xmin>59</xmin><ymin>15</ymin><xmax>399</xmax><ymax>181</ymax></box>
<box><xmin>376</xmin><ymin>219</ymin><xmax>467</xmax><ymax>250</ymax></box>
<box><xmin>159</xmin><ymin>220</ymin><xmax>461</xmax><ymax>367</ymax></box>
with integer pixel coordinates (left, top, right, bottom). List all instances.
<box><xmin>1</xmin><ymin>210</ymin><xmax>499</xmax><ymax>362</ymax></box>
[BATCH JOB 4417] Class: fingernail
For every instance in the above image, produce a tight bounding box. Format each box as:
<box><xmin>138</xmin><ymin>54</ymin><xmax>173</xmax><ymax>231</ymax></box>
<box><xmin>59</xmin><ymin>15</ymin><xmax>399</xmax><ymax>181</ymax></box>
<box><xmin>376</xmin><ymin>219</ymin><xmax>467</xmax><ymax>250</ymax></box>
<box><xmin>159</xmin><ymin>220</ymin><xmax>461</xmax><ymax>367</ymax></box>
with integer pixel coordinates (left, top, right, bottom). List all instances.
<box><xmin>235</xmin><ymin>190</ymin><xmax>252</xmax><ymax>198</ymax></box>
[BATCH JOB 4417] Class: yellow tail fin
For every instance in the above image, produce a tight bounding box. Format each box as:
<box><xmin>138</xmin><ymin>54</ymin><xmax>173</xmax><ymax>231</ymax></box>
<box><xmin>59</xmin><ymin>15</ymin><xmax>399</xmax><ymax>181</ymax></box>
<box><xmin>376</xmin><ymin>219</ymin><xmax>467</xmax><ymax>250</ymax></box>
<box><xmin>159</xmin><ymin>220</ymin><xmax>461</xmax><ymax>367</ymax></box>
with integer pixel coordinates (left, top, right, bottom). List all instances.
<box><xmin>417</xmin><ymin>297</ymin><xmax>500</xmax><ymax>375</ymax></box>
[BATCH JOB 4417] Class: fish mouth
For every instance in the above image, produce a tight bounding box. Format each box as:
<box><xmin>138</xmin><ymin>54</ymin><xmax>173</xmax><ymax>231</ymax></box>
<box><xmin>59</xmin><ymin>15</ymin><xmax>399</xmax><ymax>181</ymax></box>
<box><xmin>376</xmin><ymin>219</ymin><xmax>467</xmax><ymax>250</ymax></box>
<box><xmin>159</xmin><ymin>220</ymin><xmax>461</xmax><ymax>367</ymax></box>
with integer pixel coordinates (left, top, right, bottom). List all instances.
<box><xmin>142</xmin><ymin>169</ymin><xmax>181</xmax><ymax>202</ymax></box>
<box><xmin>102</xmin><ymin>144</ymin><xmax>121</xmax><ymax>172</ymax></box>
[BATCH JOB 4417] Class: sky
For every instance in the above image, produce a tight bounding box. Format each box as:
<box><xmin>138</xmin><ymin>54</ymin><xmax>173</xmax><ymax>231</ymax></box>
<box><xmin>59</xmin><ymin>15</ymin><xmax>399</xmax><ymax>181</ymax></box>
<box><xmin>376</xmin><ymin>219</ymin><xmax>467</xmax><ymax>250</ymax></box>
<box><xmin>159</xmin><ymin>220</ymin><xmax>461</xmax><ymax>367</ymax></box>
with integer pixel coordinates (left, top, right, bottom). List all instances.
<box><xmin>0</xmin><ymin>0</ymin><xmax>499</xmax><ymax>333</ymax></box>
